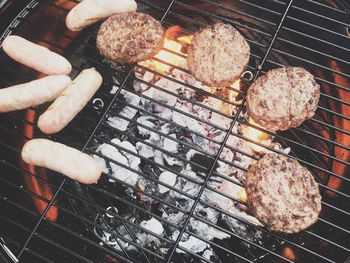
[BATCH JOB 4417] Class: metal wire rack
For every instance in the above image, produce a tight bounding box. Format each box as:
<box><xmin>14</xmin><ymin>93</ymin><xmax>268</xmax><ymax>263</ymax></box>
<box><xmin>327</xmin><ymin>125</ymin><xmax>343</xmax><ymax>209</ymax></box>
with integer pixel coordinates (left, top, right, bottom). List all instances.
<box><xmin>0</xmin><ymin>0</ymin><xmax>349</xmax><ymax>262</ymax></box>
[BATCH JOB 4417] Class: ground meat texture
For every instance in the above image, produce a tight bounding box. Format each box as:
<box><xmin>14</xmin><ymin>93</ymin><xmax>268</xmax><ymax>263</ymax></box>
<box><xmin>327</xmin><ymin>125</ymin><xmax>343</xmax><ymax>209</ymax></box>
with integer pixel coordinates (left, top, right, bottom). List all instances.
<box><xmin>96</xmin><ymin>12</ymin><xmax>165</xmax><ymax>63</ymax></box>
<box><xmin>187</xmin><ymin>23</ymin><xmax>250</xmax><ymax>87</ymax></box>
<box><xmin>245</xmin><ymin>153</ymin><xmax>322</xmax><ymax>234</ymax></box>
<box><xmin>246</xmin><ymin>67</ymin><xmax>320</xmax><ymax>131</ymax></box>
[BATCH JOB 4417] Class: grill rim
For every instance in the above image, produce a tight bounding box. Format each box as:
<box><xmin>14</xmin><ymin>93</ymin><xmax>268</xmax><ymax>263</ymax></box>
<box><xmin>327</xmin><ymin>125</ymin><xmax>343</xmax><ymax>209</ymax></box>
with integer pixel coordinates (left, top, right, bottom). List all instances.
<box><xmin>0</xmin><ymin>0</ymin><xmax>349</xmax><ymax>262</ymax></box>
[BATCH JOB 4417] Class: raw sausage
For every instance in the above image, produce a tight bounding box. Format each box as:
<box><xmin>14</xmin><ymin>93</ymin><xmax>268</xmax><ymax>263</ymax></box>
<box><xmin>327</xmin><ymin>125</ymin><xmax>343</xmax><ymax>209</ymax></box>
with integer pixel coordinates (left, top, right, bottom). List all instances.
<box><xmin>22</xmin><ymin>139</ymin><xmax>102</xmax><ymax>184</ymax></box>
<box><xmin>66</xmin><ymin>0</ymin><xmax>137</xmax><ymax>31</ymax></box>
<box><xmin>38</xmin><ymin>68</ymin><xmax>102</xmax><ymax>134</ymax></box>
<box><xmin>0</xmin><ymin>75</ymin><xmax>71</xmax><ymax>112</ymax></box>
<box><xmin>2</xmin><ymin>35</ymin><xmax>72</xmax><ymax>75</ymax></box>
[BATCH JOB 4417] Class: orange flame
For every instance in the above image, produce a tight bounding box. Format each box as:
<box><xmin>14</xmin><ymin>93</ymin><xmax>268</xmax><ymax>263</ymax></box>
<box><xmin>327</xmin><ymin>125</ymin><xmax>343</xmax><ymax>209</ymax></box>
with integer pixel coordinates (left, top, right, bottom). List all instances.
<box><xmin>238</xmin><ymin>188</ymin><xmax>247</xmax><ymax>203</ymax></box>
<box><xmin>178</xmin><ymin>35</ymin><xmax>193</xmax><ymax>45</ymax></box>
<box><xmin>143</xmin><ymin>27</ymin><xmax>192</xmax><ymax>73</ymax></box>
<box><xmin>220</xmin><ymin>80</ymin><xmax>241</xmax><ymax>115</ymax></box>
<box><xmin>282</xmin><ymin>246</ymin><xmax>297</xmax><ymax>261</ymax></box>
<box><xmin>243</xmin><ymin>118</ymin><xmax>272</xmax><ymax>153</ymax></box>
<box><xmin>325</xmin><ymin>61</ymin><xmax>350</xmax><ymax>197</ymax></box>
<box><xmin>22</xmin><ymin>109</ymin><xmax>58</xmax><ymax>222</ymax></box>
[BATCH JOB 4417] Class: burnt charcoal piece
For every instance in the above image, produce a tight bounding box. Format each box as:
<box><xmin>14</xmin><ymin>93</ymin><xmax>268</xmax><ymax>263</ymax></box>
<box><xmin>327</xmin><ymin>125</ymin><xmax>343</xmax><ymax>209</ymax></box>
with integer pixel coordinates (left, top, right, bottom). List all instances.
<box><xmin>189</xmin><ymin>153</ymin><xmax>218</xmax><ymax>175</ymax></box>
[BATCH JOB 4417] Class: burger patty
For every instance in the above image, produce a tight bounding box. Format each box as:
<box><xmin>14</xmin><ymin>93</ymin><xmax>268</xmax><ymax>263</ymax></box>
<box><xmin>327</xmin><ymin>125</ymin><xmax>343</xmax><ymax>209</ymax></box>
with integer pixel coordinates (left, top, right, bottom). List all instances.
<box><xmin>245</xmin><ymin>153</ymin><xmax>322</xmax><ymax>234</ymax></box>
<box><xmin>96</xmin><ymin>12</ymin><xmax>165</xmax><ymax>63</ymax></box>
<box><xmin>247</xmin><ymin>67</ymin><xmax>320</xmax><ymax>131</ymax></box>
<box><xmin>187</xmin><ymin>23</ymin><xmax>250</xmax><ymax>87</ymax></box>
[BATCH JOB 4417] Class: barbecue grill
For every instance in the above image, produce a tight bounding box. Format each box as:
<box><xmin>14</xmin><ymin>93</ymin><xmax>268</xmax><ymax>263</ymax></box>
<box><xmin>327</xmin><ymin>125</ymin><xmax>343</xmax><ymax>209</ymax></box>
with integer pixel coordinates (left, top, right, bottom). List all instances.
<box><xmin>0</xmin><ymin>0</ymin><xmax>349</xmax><ymax>262</ymax></box>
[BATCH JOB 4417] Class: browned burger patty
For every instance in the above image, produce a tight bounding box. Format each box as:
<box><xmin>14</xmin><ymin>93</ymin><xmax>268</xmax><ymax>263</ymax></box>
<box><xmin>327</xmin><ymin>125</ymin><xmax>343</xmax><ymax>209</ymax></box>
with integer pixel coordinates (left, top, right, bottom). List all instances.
<box><xmin>247</xmin><ymin>67</ymin><xmax>320</xmax><ymax>131</ymax></box>
<box><xmin>96</xmin><ymin>12</ymin><xmax>165</xmax><ymax>63</ymax></box>
<box><xmin>245</xmin><ymin>153</ymin><xmax>322</xmax><ymax>234</ymax></box>
<box><xmin>187</xmin><ymin>23</ymin><xmax>250</xmax><ymax>87</ymax></box>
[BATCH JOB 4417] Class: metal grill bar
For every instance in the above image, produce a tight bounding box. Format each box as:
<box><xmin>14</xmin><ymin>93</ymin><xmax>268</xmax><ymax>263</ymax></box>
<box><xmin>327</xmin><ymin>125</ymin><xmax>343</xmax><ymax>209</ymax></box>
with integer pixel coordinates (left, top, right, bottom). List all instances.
<box><xmin>306</xmin><ymin>0</ymin><xmax>349</xmax><ymax>14</ymax></box>
<box><xmin>12</xmin><ymin>0</ymin><xmax>178</xmax><ymax>260</ymax></box>
<box><xmin>99</xmin><ymin>98</ymin><xmax>350</xmax><ymax>204</ymax></box>
<box><xmin>164</xmin><ymin>3</ymin><xmax>295</xmax><ymax>261</ymax></box>
<box><xmin>0</xmin><ymin>73</ymin><xmax>350</xmax><ymax>262</ymax></box>
<box><xmin>1</xmin><ymin>126</ymin><xmax>348</xmax><ymax>263</ymax></box>
<box><xmin>14</xmin><ymin>1</ymin><xmax>350</xmax><ymax>100</ymax></box>
<box><xmin>291</xmin><ymin>4</ymin><xmax>349</xmax><ymax>27</ymax></box>
<box><xmin>162</xmin><ymin>2</ymin><xmax>350</xmax><ymax>90</ymax></box>
<box><xmin>0</xmin><ymin>198</ymin><xmax>137</xmax><ymax>263</ymax></box>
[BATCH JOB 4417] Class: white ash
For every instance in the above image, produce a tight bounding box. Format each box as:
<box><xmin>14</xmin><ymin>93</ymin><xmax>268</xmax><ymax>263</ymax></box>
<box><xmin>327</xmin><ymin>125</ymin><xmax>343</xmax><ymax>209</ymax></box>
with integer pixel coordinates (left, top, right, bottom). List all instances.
<box><xmin>163</xmin><ymin>134</ymin><xmax>178</xmax><ymax>153</ymax></box>
<box><xmin>158</xmin><ymin>171</ymin><xmax>177</xmax><ymax>194</ymax></box>
<box><xmin>170</xmin><ymin>67</ymin><xmax>212</xmax><ymax>95</ymax></box>
<box><xmin>202</xmin><ymin>248</ymin><xmax>215</xmax><ymax>261</ymax></box>
<box><xmin>189</xmin><ymin>205</ymin><xmax>229</xmax><ymax>241</ymax></box>
<box><xmin>274</xmin><ymin>145</ymin><xmax>291</xmax><ymax>155</ymax></box>
<box><xmin>138</xmin><ymin>218</ymin><xmax>164</xmax><ymax>246</ymax></box>
<box><xmin>95</xmin><ymin>139</ymin><xmax>141</xmax><ymax>186</ymax></box>
<box><xmin>189</xmin><ymin>218</ymin><xmax>230</xmax><ymax>240</ymax></box>
<box><xmin>177</xmin><ymin>235</ymin><xmax>208</xmax><ymax>254</ymax></box>
<box><xmin>226</xmin><ymin>201</ymin><xmax>263</xmax><ymax>227</ymax></box>
<box><xmin>107</xmin><ymin>90</ymin><xmax>140</xmax><ymax>132</ymax></box>
<box><xmin>154</xmin><ymin>150</ymin><xmax>165</xmax><ymax>170</ymax></box>
<box><xmin>218</xmin><ymin>131</ymin><xmax>255</xmax><ymax>184</ymax></box>
<box><xmin>193</xmin><ymin>96</ymin><xmax>232</xmax><ymax>130</ymax></box>
<box><xmin>92</xmin><ymin>154</ymin><xmax>109</xmax><ymax>174</ymax></box>
<box><xmin>172</xmin><ymin>102</ymin><xmax>207</xmax><ymax>137</ymax></box>
<box><xmin>95</xmin><ymin>229</ymin><xmax>131</xmax><ymax>252</ymax></box>
<box><xmin>163</xmin><ymin>153</ymin><xmax>183</xmax><ymax>167</ymax></box>
<box><xmin>140</xmin><ymin>218</ymin><xmax>164</xmax><ymax>236</ymax></box>
<box><xmin>180</xmin><ymin>181</ymin><xmax>201</xmax><ymax>202</ymax></box>
<box><xmin>162</xmin><ymin>134</ymin><xmax>183</xmax><ymax>167</ymax></box>
<box><xmin>95</xmin><ymin>213</ymin><xmax>166</xmax><ymax>252</ymax></box>
<box><xmin>171</xmin><ymin>229</ymin><xmax>180</xmax><ymax>242</ymax></box>
<box><xmin>110</xmin><ymin>85</ymin><xmax>119</xmax><ymax>95</ymax></box>
<box><xmin>201</xmin><ymin>188</ymin><xmax>232</xmax><ymax>211</ymax></box>
<box><xmin>142</xmin><ymin>86</ymin><xmax>177</xmax><ymax>108</ymax></box>
<box><xmin>222</xmin><ymin>203</ymin><xmax>263</xmax><ymax>243</ymax></box>
<box><xmin>136</xmin><ymin>118</ymin><xmax>183</xmax><ymax>167</ymax></box>
<box><xmin>136</xmin><ymin>140</ymin><xmax>154</xmax><ymax>159</ymax></box>
<box><xmin>159</xmin><ymin>107</ymin><xmax>173</xmax><ymax>120</ymax></box>
<box><xmin>137</xmin><ymin>116</ymin><xmax>160</xmax><ymax>141</ymax></box>
<box><xmin>163</xmin><ymin>211</ymin><xmax>186</xmax><ymax>227</ymax></box>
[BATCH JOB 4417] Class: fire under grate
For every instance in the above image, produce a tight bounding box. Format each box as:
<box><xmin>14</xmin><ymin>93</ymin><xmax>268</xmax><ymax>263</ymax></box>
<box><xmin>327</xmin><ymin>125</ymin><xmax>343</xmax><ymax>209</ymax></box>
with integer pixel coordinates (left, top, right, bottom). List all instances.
<box><xmin>0</xmin><ymin>0</ymin><xmax>349</xmax><ymax>263</ymax></box>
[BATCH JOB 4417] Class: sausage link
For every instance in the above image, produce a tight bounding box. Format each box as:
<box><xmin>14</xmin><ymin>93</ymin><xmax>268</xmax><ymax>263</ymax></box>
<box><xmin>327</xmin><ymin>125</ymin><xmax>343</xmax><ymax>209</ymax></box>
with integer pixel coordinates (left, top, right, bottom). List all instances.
<box><xmin>38</xmin><ymin>67</ymin><xmax>102</xmax><ymax>134</ymax></box>
<box><xmin>0</xmin><ymin>75</ymin><xmax>71</xmax><ymax>112</ymax></box>
<box><xmin>22</xmin><ymin>139</ymin><xmax>102</xmax><ymax>184</ymax></box>
<box><xmin>2</xmin><ymin>35</ymin><xmax>72</xmax><ymax>75</ymax></box>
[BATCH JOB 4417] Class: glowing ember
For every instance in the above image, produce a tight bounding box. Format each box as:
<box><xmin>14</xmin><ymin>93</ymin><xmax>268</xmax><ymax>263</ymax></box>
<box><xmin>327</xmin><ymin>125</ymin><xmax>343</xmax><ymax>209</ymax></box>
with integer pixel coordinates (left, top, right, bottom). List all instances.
<box><xmin>242</xmin><ymin>117</ymin><xmax>272</xmax><ymax>153</ymax></box>
<box><xmin>282</xmin><ymin>246</ymin><xmax>297</xmax><ymax>261</ymax></box>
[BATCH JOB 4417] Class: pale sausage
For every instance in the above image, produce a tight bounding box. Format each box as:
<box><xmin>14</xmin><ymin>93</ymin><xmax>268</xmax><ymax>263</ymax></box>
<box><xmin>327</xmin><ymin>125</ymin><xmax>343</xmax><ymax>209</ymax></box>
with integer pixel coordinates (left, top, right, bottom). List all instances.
<box><xmin>66</xmin><ymin>0</ymin><xmax>137</xmax><ymax>31</ymax></box>
<box><xmin>22</xmin><ymin>139</ymin><xmax>102</xmax><ymax>184</ymax></box>
<box><xmin>2</xmin><ymin>35</ymin><xmax>72</xmax><ymax>75</ymax></box>
<box><xmin>38</xmin><ymin>68</ymin><xmax>102</xmax><ymax>134</ymax></box>
<box><xmin>0</xmin><ymin>75</ymin><xmax>71</xmax><ymax>112</ymax></box>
